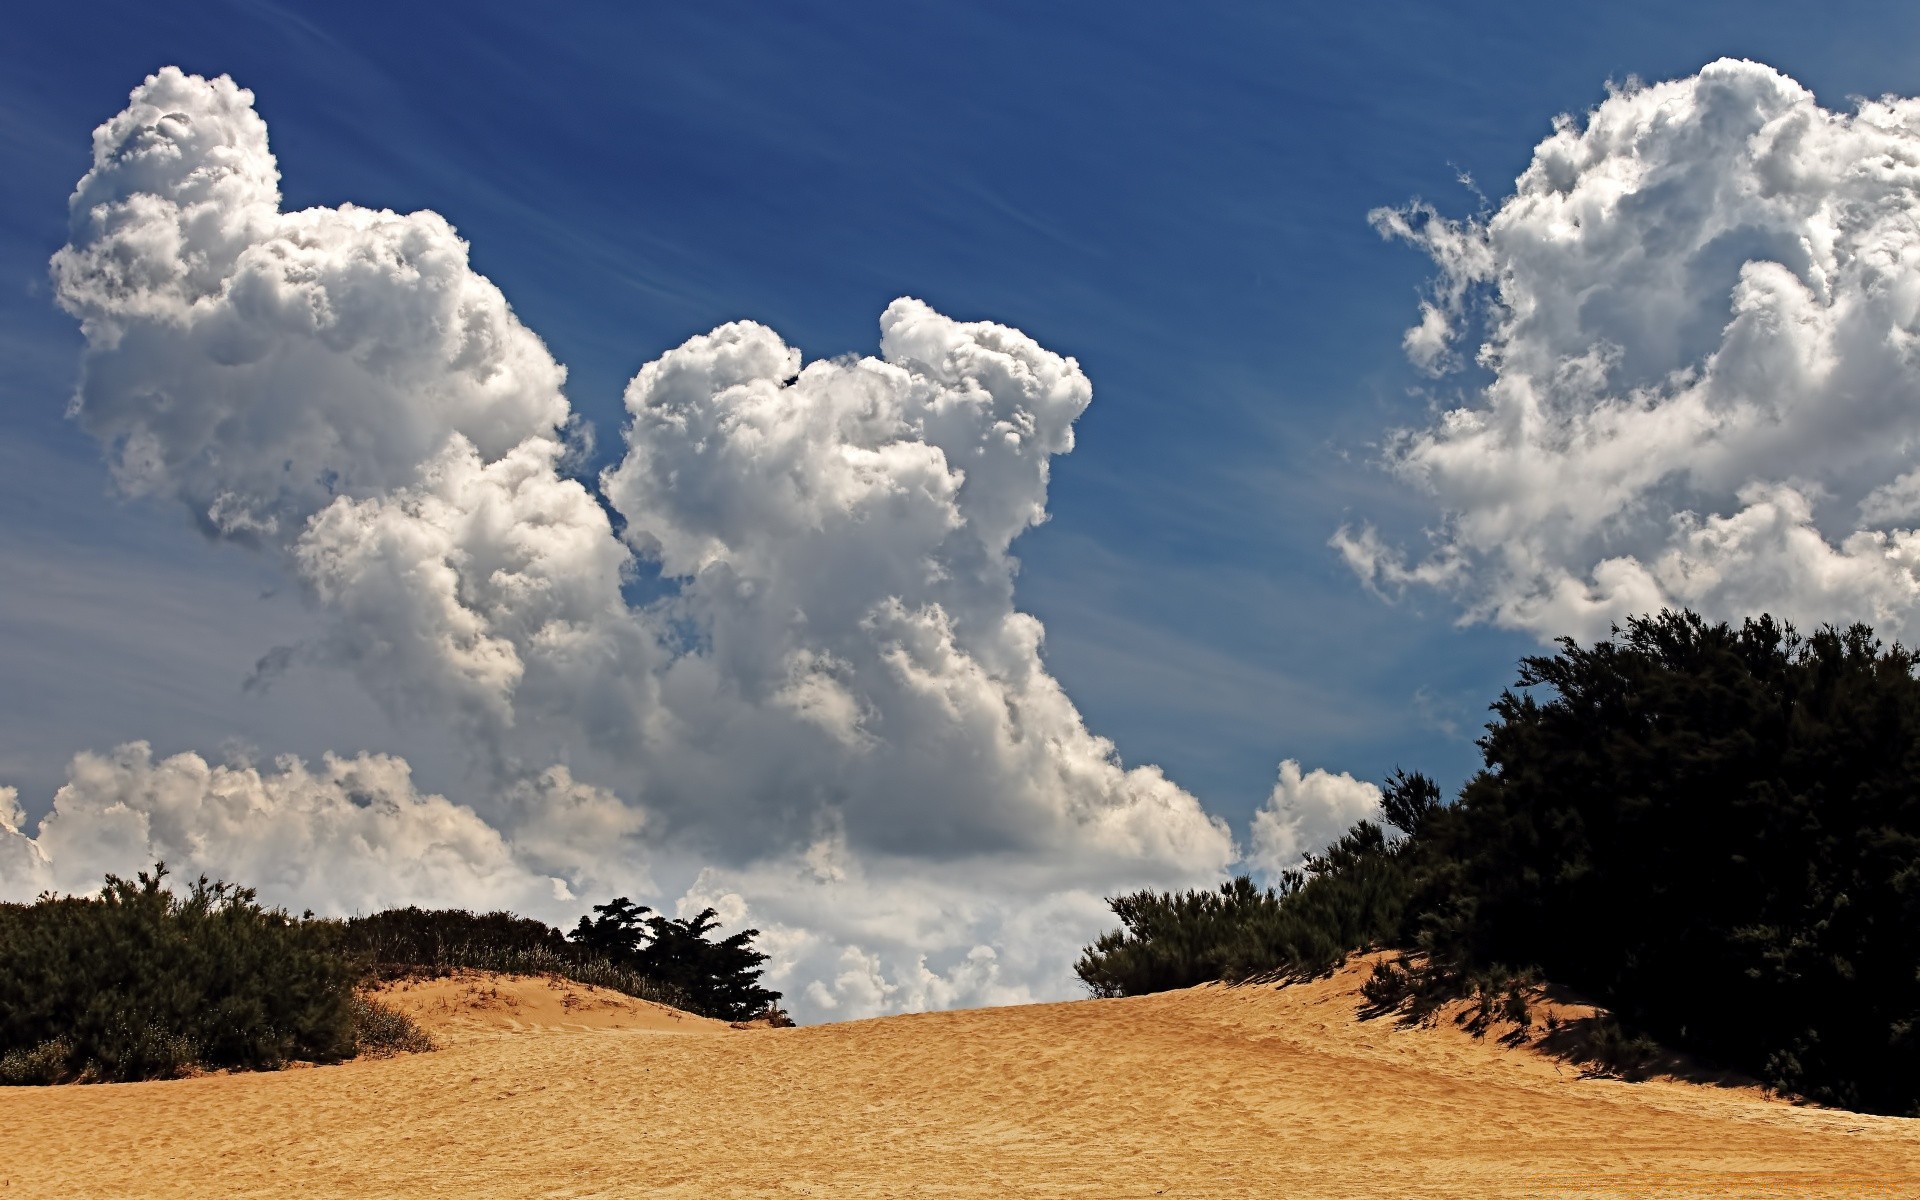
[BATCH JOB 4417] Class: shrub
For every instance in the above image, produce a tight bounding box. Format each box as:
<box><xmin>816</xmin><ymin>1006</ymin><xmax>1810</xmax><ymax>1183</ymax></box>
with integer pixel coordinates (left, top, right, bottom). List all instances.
<box><xmin>1075</xmin><ymin>819</ymin><xmax>1417</xmax><ymax>997</ymax></box>
<box><xmin>0</xmin><ymin>871</ymin><xmax>783</xmax><ymax>1085</ymax></box>
<box><xmin>1079</xmin><ymin>609</ymin><xmax>1920</xmax><ymax>1115</ymax></box>
<box><xmin>349</xmin><ymin>996</ymin><xmax>434</xmax><ymax>1056</ymax></box>
<box><xmin>0</xmin><ymin>866</ymin><xmax>357</xmax><ymax>1083</ymax></box>
<box><xmin>0</xmin><ymin>1038</ymin><xmax>71</xmax><ymax>1086</ymax></box>
<box><xmin>338</xmin><ymin>906</ymin><xmax>571</xmax><ymax>977</ymax></box>
<box><xmin>1420</xmin><ymin>611</ymin><xmax>1920</xmax><ymax>1115</ymax></box>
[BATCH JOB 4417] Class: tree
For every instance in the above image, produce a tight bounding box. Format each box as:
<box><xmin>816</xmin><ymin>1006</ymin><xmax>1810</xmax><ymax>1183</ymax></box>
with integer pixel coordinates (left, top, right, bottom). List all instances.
<box><xmin>1422</xmin><ymin>610</ymin><xmax>1920</xmax><ymax>1115</ymax></box>
<box><xmin>1380</xmin><ymin>769</ymin><xmax>1442</xmax><ymax>838</ymax></box>
<box><xmin>1073</xmin><ymin>608</ymin><xmax>1920</xmax><ymax>1116</ymax></box>
<box><xmin>570</xmin><ymin>898</ymin><xmax>781</xmax><ymax>1022</ymax></box>
<box><xmin>568</xmin><ymin>897</ymin><xmax>653</xmax><ymax>963</ymax></box>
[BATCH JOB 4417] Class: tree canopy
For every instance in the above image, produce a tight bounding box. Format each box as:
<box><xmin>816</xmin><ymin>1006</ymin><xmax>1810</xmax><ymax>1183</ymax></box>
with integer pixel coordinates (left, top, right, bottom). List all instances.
<box><xmin>1419</xmin><ymin>610</ymin><xmax>1920</xmax><ymax>1114</ymax></box>
<box><xmin>1078</xmin><ymin>610</ymin><xmax>1920</xmax><ymax>1116</ymax></box>
<box><xmin>571</xmin><ymin>899</ymin><xmax>781</xmax><ymax>1022</ymax></box>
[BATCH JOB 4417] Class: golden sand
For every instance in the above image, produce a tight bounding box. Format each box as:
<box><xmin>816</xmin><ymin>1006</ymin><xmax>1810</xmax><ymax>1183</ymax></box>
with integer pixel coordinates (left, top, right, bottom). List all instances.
<box><xmin>2</xmin><ymin>958</ymin><xmax>1915</xmax><ymax>1198</ymax></box>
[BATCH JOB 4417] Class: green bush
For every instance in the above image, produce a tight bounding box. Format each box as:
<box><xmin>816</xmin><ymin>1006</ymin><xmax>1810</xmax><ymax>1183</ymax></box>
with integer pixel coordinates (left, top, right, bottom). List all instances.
<box><xmin>338</xmin><ymin>906</ymin><xmax>571</xmax><ymax>977</ymax></box>
<box><xmin>349</xmin><ymin>995</ymin><xmax>434</xmax><ymax>1056</ymax></box>
<box><xmin>1075</xmin><ymin>818</ymin><xmax>1417</xmax><ymax>997</ymax></box>
<box><xmin>0</xmin><ymin>870</ymin><xmax>787</xmax><ymax>1085</ymax></box>
<box><xmin>0</xmin><ymin>866</ymin><xmax>357</xmax><ymax>1083</ymax></box>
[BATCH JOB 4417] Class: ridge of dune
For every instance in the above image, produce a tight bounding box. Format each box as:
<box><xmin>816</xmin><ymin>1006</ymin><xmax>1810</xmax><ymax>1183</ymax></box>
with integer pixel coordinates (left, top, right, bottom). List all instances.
<box><xmin>4</xmin><ymin>956</ymin><xmax>1917</xmax><ymax>1198</ymax></box>
<box><xmin>368</xmin><ymin>972</ymin><xmax>729</xmax><ymax>1044</ymax></box>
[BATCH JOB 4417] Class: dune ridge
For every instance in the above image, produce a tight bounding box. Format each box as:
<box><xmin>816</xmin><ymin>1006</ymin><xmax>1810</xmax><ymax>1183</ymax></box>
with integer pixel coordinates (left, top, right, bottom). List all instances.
<box><xmin>369</xmin><ymin>972</ymin><xmax>731</xmax><ymax>1044</ymax></box>
<box><xmin>2</xmin><ymin>956</ymin><xmax>1916</xmax><ymax>1198</ymax></box>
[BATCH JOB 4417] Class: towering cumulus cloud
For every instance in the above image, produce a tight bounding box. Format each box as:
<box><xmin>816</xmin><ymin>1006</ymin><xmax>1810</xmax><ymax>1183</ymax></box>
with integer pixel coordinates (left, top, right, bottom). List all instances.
<box><xmin>1340</xmin><ymin>59</ymin><xmax>1920</xmax><ymax>641</ymax></box>
<box><xmin>11</xmin><ymin>68</ymin><xmax>1233</xmax><ymax>1015</ymax></box>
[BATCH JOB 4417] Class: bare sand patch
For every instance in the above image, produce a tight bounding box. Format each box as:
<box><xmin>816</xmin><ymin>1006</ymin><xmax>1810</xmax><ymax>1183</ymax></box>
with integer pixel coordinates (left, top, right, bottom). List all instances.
<box><xmin>2</xmin><ymin>957</ymin><xmax>1915</xmax><ymax>1198</ymax></box>
<box><xmin>369</xmin><ymin>972</ymin><xmax>728</xmax><ymax>1044</ymax></box>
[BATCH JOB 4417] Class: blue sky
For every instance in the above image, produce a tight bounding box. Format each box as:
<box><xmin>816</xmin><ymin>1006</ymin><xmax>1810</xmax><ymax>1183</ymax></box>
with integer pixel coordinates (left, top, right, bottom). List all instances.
<box><xmin>1</xmin><ymin>0</ymin><xmax>1914</xmax><ymax>808</ymax></box>
<box><xmin>7</xmin><ymin>1</ymin><xmax>1920</xmax><ymax>1009</ymax></box>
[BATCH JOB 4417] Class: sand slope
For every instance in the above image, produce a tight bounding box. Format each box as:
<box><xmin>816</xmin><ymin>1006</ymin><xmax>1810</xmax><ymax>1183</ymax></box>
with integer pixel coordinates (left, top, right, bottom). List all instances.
<box><xmin>370</xmin><ymin>972</ymin><xmax>731</xmax><ymax>1043</ymax></box>
<box><xmin>3</xmin><ymin>959</ymin><xmax>1917</xmax><ymax>1198</ymax></box>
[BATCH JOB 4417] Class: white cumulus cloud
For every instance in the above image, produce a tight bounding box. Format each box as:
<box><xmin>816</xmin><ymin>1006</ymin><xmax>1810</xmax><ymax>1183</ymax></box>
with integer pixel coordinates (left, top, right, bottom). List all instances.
<box><xmin>1247</xmin><ymin>760</ymin><xmax>1383</xmax><ymax>879</ymax></box>
<box><xmin>0</xmin><ymin>743</ymin><xmax>572</xmax><ymax>913</ymax></box>
<box><xmin>1341</xmin><ymin>59</ymin><xmax>1920</xmax><ymax>642</ymax></box>
<box><xmin>21</xmin><ymin>67</ymin><xmax>1243</xmax><ymax>1018</ymax></box>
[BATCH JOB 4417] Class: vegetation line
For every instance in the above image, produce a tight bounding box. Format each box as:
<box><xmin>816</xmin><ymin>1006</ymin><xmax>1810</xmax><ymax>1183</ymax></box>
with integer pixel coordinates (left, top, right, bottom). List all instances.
<box><xmin>0</xmin><ymin>871</ymin><xmax>785</xmax><ymax>1085</ymax></box>
<box><xmin>1078</xmin><ymin>610</ymin><xmax>1920</xmax><ymax>1118</ymax></box>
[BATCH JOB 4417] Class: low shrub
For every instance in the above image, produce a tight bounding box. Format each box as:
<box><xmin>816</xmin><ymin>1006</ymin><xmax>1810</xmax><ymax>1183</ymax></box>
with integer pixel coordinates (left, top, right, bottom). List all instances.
<box><xmin>338</xmin><ymin>907</ymin><xmax>570</xmax><ymax>978</ymax></box>
<box><xmin>0</xmin><ymin>866</ymin><xmax>357</xmax><ymax>1083</ymax></box>
<box><xmin>1</xmin><ymin>873</ymin><xmax>781</xmax><ymax>1085</ymax></box>
<box><xmin>1076</xmin><ymin>819</ymin><xmax>1416</xmax><ymax>997</ymax></box>
<box><xmin>0</xmin><ymin>1038</ymin><xmax>71</xmax><ymax>1086</ymax></box>
<box><xmin>349</xmin><ymin>996</ymin><xmax>434</xmax><ymax>1056</ymax></box>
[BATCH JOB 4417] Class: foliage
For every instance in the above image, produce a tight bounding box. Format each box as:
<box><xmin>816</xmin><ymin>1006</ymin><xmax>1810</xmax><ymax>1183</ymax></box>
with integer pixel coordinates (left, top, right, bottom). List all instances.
<box><xmin>1418</xmin><ymin>610</ymin><xmax>1920</xmax><ymax>1115</ymax></box>
<box><xmin>339</xmin><ymin>906</ymin><xmax>570</xmax><ymax>976</ymax></box>
<box><xmin>0</xmin><ymin>866</ymin><xmax>357</xmax><ymax>1083</ymax></box>
<box><xmin>1379</xmin><ymin>768</ymin><xmax>1442</xmax><ymax>840</ymax></box>
<box><xmin>1361</xmin><ymin>954</ymin><xmax>1534</xmax><ymax>1036</ymax></box>
<box><xmin>1075</xmin><ymin>819</ymin><xmax>1418</xmax><ymax>997</ymax></box>
<box><xmin>0</xmin><ymin>861</ymin><xmax>787</xmax><ymax>1085</ymax></box>
<box><xmin>348</xmin><ymin>995</ymin><xmax>434</xmax><ymax>1056</ymax></box>
<box><xmin>570</xmin><ymin>899</ymin><xmax>783</xmax><ymax>1022</ymax></box>
<box><xmin>338</xmin><ymin>905</ymin><xmax>695</xmax><ymax>1012</ymax></box>
<box><xmin>1079</xmin><ymin>609</ymin><xmax>1920</xmax><ymax>1115</ymax></box>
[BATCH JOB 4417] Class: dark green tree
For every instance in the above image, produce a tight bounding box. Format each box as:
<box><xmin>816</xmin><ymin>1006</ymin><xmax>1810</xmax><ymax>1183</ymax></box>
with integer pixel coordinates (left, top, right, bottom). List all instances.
<box><xmin>1421</xmin><ymin>610</ymin><xmax>1920</xmax><ymax>1115</ymax></box>
<box><xmin>567</xmin><ymin>897</ymin><xmax>653</xmax><ymax>963</ymax></box>
<box><xmin>1075</xmin><ymin>608</ymin><xmax>1920</xmax><ymax>1116</ymax></box>
<box><xmin>570</xmin><ymin>898</ymin><xmax>781</xmax><ymax>1021</ymax></box>
<box><xmin>1380</xmin><ymin>769</ymin><xmax>1442</xmax><ymax>838</ymax></box>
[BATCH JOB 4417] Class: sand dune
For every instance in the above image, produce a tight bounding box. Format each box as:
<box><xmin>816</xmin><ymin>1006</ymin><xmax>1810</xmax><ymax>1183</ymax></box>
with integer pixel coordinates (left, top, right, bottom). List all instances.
<box><xmin>3</xmin><ymin>958</ymin><xmax>1917</xmax><ymax>1198</ymax></box>
<box><xmin>371</xmin><ymin>972</ymin><xmax>732</xmax><ymax>1042</ymax></box>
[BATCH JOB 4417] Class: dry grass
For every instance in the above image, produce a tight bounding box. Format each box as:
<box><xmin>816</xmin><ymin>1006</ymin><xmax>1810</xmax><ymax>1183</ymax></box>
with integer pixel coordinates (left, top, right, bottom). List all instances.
<box><xmin>2</xmin><ymin>957</ymin><xmax>1917</xmax><ymax>1198</ymax></box>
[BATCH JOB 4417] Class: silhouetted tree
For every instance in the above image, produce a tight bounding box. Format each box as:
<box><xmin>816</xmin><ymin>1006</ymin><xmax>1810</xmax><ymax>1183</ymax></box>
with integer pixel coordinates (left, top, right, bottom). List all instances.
<box><xmin>570</xmin><ymin>898</ymin><xmax>780</xmax><ymax>1021</ymax></box>
<box><xmin>568</xmin><ymin>897</ymin><xmax>653</xmax><ymax>963</ymax></box>
<box><xmin>1418</xmin><ymin>610</ymin><xmax>1920</xmax><ymax>1115</ymax></box>
<box><xmin>1380</xmin><ymin>768</ymin><xmax>1442</xmax><ymax>838</ymax></box>
<box><xmin>1077</xmin><ymin>608</ymin><xmax>1920</xmax><ymax>1116</ymax></box>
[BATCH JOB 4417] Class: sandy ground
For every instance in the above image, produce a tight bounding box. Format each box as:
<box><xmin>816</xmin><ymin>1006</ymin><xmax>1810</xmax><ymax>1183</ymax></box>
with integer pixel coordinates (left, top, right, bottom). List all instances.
<box><xmin>3</xmin><ymin>959</ymin><xmax>1918</xmax><ymax>1199</ymax></box>
<box><xmin>370</xmin><ymin>972</ymin><xmax>733</xmax><ymax>1042</ymax></box>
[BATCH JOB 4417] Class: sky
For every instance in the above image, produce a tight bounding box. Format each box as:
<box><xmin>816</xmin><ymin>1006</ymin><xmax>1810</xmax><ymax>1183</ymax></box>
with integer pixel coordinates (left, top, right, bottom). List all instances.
<box><xmin>6</xmin><ymin>0</ymin><xmax>1920</xmax><ymax>1018</ymax></box>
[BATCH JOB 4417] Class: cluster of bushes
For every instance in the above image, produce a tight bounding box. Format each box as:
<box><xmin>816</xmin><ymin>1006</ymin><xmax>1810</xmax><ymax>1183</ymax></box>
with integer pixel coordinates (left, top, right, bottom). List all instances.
<box><xmin>0</xmin><ymin>867</ymin><xmax>364</xmax><ymax>1084</ymax></box>
<box><xmin>1078</xmin><ymin>610</ymin><xmax>1920</xmax><ymax>1116</ymax></box>
<box><xmin>0</xmin><ymin>870</ymin><xmax>783</xmax><ymax>1085</ymax></box>
<box><xmin>339</xmin><ymin>900</ymin><xmax>787</xmax><ymax>1022</ymax></box>
<box><xmin>1074</xmin><ymin>821</ymin><xmax>1414</xmax><ymax>997</ymax></box>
